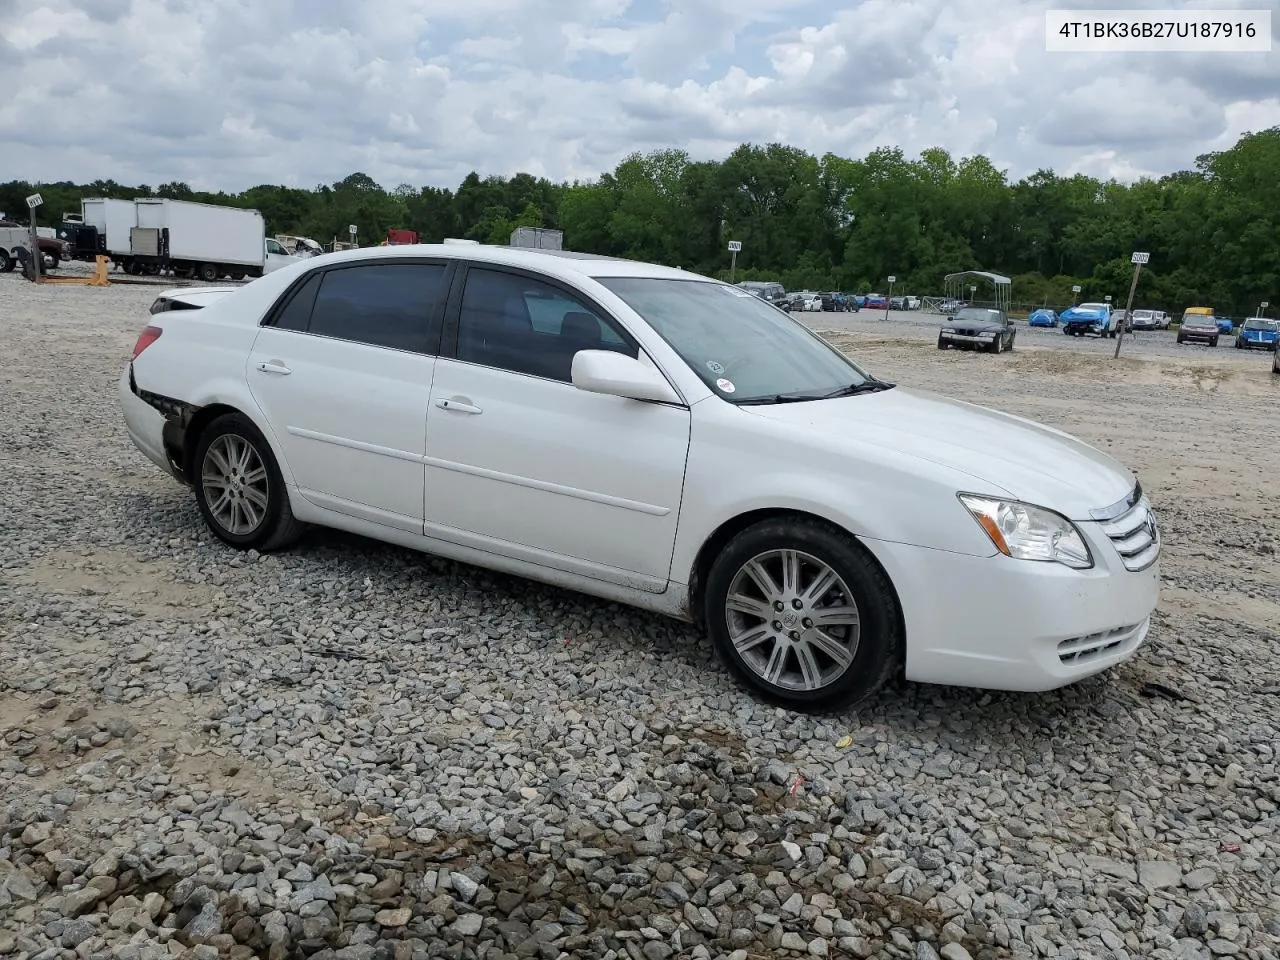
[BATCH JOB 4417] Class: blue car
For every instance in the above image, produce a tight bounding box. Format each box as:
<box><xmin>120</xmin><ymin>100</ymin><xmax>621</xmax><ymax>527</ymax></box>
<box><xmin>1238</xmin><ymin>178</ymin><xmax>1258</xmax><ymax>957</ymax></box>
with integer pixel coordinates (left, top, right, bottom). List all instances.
<box><xmin>1216</xmin><ymin>316</ymin><xmax>1236</xmax><ymax>335</ymax></box>
<box><xmin>1235</xmin><ymin>317</ymin><xmax>1279</xmax><ymax>351</ymax></box>
<box><xmin>1060</xmin><ymin>302</ymin><xmax>1116</xmax><ymax>337</ymax></box>
<box><xmin>1028</xmin><ymin>309</ymin><xmax>1058</xmax><ymax>327</ymax></box>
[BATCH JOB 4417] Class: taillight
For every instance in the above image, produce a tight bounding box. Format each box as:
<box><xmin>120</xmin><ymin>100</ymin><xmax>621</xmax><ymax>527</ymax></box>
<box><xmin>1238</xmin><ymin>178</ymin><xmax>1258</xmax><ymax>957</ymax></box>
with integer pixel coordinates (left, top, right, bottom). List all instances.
<box><xmin>132</xmin><ymin>325</ymin><xmax>162</xmax><ymax>358</ymax></box>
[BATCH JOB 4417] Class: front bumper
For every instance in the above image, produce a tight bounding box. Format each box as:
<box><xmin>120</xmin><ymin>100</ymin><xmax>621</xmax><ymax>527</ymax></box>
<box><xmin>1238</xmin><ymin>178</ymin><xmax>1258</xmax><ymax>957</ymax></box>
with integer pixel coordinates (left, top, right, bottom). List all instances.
<box><xmin>1239</xmin><ymin>338</ymin><xmax>1276</xmax><ymax>350</ymax></box>
<box><xmin>1180</xmin><ymin>331</ymin><xmax>1217</xmax><ymax>342</ymax></box>
<box><xmin>861</xmin><ymin>518</ymin><xmax>1160</xmax><ymax>693</ymax></box>
<box><xmin>940</xmin><ymin>331</ymin><xmax>996</xmax><ymax>344</ymax></box>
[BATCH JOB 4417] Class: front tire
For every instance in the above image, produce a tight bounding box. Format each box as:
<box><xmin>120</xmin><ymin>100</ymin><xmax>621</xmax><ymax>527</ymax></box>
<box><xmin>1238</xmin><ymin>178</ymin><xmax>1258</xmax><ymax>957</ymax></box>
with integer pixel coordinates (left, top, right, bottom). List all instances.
<box><xmin>192</xmin><ymin>413</ymin><xmax>305</xmax><ymax>551</ymax></box>
<box><xmin>1211</xmin><ymin>337</ymin><xmax>1219</xmax><ymax>347</ymax></box>
<box><xmin>704</xmin><ymin>517</ymin><xmax>902</xmax><ymax>711</ymax></box>
<box><xmin>937</xmin><ymin>334</ymin><xmax>948</xmax><ymax>349</ymax></box>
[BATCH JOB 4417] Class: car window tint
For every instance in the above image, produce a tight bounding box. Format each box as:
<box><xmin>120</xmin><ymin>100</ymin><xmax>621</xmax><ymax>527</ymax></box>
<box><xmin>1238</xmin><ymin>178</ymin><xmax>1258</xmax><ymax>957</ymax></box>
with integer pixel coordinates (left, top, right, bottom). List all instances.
<box><xmin>308</xmin><ymin>264</ymin><xmax>445</xmax><ymax>352</ymax></box>
<box><xmin>271</xmin><ymin>272</ymin><xmax>322</xmax><ymax>332</ymax></box>
<box><xmin>456</xmin><ymin>268</ymin><xmax>636</xmax><ymax>382</ymax></box>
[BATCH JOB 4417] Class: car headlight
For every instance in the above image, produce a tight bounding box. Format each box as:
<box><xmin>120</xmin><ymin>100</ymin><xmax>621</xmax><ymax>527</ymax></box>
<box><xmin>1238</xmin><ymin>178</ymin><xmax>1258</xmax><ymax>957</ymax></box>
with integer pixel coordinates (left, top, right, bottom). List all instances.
<box><xmin>958</xmin><ymin>494</ymin><xmax>1093</xmax><ymax>569</ymax></box>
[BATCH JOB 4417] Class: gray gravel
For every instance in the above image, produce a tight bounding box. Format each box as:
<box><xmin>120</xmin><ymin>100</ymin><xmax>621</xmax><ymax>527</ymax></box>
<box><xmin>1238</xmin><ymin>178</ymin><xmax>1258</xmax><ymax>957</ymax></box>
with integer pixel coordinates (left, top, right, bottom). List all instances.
<box><xmin>2</xmin><ymin>271</ymin><xmax>1278</xmax><ymax>960</ymax></box>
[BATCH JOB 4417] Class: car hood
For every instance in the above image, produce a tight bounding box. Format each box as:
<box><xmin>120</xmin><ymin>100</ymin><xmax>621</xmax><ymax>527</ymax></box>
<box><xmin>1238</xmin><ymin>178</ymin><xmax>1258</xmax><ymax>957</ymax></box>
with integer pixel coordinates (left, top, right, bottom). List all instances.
<box><xmin>1243</xmin><ymin>328</ymin><xmax>1276</xmax><ymax>338</ymax></box>
<box><xmin>739</xmin><ymin>386</ymin><xmax>1134</xmax><ymax>520</ymax></box>
<box><xmin>1184</xmin><ymin>322</ymin><xmax>1217</xmax><ymax>331</ymax></box>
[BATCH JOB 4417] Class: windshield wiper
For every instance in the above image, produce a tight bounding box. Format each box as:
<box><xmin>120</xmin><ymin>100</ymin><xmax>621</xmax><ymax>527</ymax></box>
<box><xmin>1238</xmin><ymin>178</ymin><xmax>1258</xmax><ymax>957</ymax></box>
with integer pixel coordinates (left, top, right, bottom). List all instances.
<box><xmin>820</xmin><ymin>379</ymin><xmax>896</xmax><ymax>399</ymax></box>
<box><xmin>736</xmin><ymin>393</ymin><xmax>819</xmax><ymax>405</ymax></box>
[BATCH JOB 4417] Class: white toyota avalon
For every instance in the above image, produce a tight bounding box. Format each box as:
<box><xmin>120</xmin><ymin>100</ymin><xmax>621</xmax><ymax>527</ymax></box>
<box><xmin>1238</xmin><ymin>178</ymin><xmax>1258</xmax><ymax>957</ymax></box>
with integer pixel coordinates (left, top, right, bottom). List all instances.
<box><xmin>119</xmin><ymin>245</ymin><xmax>1160</xmax><ymax>710</ymax></box>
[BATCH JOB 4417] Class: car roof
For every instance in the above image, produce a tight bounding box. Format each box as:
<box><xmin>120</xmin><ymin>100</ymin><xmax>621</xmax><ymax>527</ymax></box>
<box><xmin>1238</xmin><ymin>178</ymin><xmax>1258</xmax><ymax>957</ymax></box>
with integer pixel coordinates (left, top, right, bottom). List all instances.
<box><xmin>298</xmin><ymin>243</ymin><xmax>698</xmax><ymax>283</ymax></box>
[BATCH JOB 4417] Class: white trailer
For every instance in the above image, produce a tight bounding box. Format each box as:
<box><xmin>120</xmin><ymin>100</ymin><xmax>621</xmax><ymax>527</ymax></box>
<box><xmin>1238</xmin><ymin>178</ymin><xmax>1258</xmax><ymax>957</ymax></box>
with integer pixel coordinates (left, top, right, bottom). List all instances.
<box><xmin>120</xmin><ymin>198</ymin><xmax>268</xmax><ymax>281</ymax></box>
<box><xmin>509</xmin><ymin>226</ymin><xmax>563</xmax><ymax>250</ymax></box>
<box><xmin>80</xmin><ymin>198</ymin><xmax>138</xmax><ymax>257</ymax></box>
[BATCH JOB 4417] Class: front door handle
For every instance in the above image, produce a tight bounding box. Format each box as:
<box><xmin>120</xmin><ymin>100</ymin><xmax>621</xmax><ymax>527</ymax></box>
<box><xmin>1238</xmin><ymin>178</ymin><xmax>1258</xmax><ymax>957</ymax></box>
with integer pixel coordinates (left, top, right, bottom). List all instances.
<box><xmin>257</xmin><ymin>360</ymin><xmax>291</xmax><ymax>375</ymax></box>
<box><xmin>435</xmin><ymin>396</ymin><xmax>482</xmax><ymax>414</ymax></box>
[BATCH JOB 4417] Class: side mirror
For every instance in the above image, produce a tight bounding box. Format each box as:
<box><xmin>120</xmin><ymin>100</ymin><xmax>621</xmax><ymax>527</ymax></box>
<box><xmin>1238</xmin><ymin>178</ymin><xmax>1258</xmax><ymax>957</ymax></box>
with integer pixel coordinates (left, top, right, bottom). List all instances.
<box><xmin>571</xmin><ymin>350</ymin><xmax>682</xmax><ymax>404</ymax></box>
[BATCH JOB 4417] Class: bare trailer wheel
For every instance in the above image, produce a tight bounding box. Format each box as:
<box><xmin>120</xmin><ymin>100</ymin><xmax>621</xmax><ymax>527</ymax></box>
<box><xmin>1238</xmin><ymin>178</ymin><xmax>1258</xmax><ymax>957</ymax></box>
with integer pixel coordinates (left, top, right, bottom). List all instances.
<box><xmin>192</xmin><ymin>413</ymin><xmax>305</xmax><ymax>551</ymax></box>
<box><xmin>704</xmin><ymin>516</ymin><xmax>902</xmax><ymax>711</ymax></box>
<box><xmin>197</xmin><ymin>263</ymin><xmax>219</xmax><ymax>282</ymax></box>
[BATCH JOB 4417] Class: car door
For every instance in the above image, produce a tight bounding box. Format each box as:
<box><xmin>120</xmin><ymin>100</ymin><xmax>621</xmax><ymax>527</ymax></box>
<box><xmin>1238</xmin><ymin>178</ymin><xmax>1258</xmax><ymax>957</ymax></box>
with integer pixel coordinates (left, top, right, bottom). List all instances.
<box><xmin>246</xmin><ymin>259</ymin><xmax>452</xmax><ymax>533</ymax></box>
<box><xmin>422</xmin><ymin>263</ymin><xmax>692</xmax><ymax>591</ymax></box>
<box><xmin>263</xmin><ymin>238</ymin><xmax>297</xmax><ymax>274</ymax></box>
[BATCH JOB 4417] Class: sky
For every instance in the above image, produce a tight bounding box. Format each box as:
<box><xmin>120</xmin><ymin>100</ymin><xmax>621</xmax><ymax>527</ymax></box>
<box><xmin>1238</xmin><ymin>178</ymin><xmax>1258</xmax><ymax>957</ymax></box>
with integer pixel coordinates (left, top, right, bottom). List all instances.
<box><xmin>2</xmin><ymin>0</ymin><xmax>1278</xmax><ymax>192</ymax></box>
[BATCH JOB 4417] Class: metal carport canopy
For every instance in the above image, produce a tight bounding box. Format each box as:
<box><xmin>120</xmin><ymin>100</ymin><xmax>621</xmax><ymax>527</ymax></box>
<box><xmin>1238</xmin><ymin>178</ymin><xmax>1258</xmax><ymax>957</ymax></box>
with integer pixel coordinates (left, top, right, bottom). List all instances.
<box><xmin>944</xmin><ymin>270</ymin><xmax>1011</xmax><ymax>285</ymax></box>
<box><xmin>944</xmin><ymin>270</ymin><xmax>1012</xmax><ymax>311</ymax></box>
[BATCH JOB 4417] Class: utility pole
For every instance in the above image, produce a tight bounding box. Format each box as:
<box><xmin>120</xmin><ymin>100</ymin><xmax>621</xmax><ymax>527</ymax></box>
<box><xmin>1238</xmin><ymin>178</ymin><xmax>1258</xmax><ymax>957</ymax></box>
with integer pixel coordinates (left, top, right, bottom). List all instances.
<box><xmin>1114</xmin><ymin>252</ymin><xmax>1148</xmax><ymax>359</ymax></box>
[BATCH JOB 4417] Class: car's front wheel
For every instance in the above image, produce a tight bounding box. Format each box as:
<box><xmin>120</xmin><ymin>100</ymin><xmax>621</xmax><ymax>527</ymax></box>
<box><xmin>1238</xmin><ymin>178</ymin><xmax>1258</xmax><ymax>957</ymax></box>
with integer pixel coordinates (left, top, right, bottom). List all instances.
<box><xmin>193</xmin><ymin>413</ymin><xmax>305</xmax><ymax>551</ymax></box>
<box><xmin>704</xmin><ymin>517</ymin><xmax>902</xmax><ymax>711</ymax></box>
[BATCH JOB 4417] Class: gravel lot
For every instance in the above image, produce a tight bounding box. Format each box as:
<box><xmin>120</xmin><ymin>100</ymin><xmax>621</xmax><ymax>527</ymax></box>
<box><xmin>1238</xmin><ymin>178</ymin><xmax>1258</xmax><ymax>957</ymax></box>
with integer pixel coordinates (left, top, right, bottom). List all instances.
<box><xmin>797</xmin><ymin>309</ymin><xmax>1268</xmax><ymax>364</ymax></box>
<box><xmin>2</xmin><ymin>272</ymin><xmax>1278</xmax><ymax>960</ymax></box>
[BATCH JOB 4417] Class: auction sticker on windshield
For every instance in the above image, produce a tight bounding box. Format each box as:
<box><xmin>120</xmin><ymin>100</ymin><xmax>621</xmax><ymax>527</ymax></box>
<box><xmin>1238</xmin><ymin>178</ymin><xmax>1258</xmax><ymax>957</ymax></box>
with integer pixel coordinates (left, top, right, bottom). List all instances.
<box><xmin>716</xmin><ymin>378</ymin><xmax>735</xmax><ymax>393</ymax></box>
<box><xmin>706</xmin><ymin>360</ymin><xmax>725</xmax><ymax>374</ymax></box>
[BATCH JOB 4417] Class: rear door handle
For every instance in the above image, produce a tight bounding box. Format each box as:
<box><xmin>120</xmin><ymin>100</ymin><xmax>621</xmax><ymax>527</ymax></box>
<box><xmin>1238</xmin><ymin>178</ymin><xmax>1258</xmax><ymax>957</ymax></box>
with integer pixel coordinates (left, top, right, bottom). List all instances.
<box><xmin>435</xmin><ymin>396</ymin><xmax>482</xmax><ymax>414</ymax></box>
<box><xmin>257</xmin><ymin>360</ymin><xmax>291</xmax><ymax>375</ymax></box>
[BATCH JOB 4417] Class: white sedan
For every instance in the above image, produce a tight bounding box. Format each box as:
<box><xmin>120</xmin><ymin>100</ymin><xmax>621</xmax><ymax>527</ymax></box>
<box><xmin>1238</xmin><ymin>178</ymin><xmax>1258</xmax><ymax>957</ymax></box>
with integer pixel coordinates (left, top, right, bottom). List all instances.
<box><xmin>119</xmin><ymin>245</ymin><xmax>1160</xmax><ymax>710</ymax></box>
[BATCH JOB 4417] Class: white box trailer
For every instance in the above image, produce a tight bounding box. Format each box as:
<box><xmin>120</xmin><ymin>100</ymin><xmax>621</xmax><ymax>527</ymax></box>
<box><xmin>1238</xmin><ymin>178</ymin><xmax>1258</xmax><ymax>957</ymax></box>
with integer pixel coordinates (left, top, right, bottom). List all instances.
<box><xmin>80</xmin><ymin>198</ymin><xmax>138</xmax><ymax>256</ymax></box>
<box><xmin>509</xmin><ymin>226</ymin><xmax>563</xmax><ymax>250</ymax></box>
<box><xmin>120</xmin><ymin>198</ymin><xmax>267</xmax><ymax>281</ymax></box>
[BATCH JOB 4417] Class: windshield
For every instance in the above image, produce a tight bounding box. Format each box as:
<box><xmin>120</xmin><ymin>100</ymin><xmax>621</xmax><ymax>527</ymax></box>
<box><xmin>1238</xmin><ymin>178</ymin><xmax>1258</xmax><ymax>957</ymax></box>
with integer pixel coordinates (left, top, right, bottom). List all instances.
<box><xmin>1244</xmin><ymin>318</ymin><xmax>1277</xmax><ymax>330</ymax></box>
<box><xmin>597</xmin><ymin>277</ymin><xmax>875</xmax><ymax>402</ymax></box>
<box><xmin>952</xmin><ymin>308</ymin><xmax>999</xmax><ymax>323</ymax></box>
<box><xmin>1183</xmin><ymin>312</ymin><xmax>1214</xmax><ymax>324</ymax></box>
<box><xmin>1132</xmin><ymin>310</ymin><xmax>1152</xmax><ymax>319</ymax></box>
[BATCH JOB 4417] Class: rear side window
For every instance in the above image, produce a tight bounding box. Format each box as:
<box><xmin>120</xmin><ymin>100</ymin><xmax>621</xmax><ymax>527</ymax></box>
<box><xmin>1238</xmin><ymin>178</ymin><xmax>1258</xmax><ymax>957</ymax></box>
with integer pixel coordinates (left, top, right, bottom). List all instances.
<box><xmin>306</xmin><ymin>263</ymin><xmax>447</xmax><ymax>353</ymax></box>
<box><xmin>272</xmin><ymin>273</ymin><xmax>321</xmax><ymax>331</ymax></box>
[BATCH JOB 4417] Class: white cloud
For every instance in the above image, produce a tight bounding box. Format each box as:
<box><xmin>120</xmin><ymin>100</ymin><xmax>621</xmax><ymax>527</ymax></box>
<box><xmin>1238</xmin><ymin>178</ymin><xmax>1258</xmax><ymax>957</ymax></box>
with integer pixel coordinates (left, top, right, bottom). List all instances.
<box><xmin>1</xmin><ymin>0</ymin><xmax>1277</xmax><ymax>192</ymax></box>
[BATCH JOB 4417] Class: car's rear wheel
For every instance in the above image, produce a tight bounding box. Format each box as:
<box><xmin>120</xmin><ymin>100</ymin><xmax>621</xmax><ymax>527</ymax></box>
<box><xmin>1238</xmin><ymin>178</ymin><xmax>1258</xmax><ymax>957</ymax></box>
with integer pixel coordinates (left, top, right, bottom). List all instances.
<box><xmin>193</xmin><ymin>413</ymin><xmax>305</xmax><ymax>551</ymax></box>
<box><xmin>704</xmin><ymin>517</ymin><xmax>901</xmax><ymax>711</ymax></box>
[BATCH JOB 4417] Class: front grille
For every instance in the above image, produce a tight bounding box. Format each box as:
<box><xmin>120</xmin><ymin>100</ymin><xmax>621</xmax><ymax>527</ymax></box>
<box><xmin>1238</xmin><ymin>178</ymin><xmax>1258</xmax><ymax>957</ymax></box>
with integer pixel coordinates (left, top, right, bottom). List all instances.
<box><xmin>1058</xmin><ymin>619</ymin><xmax>1148</xmax><ymax>664</ymax></box>
<box><xmin>1091</xmin><ymin>484</ymin><xmax>1159</xmax><ymax>572</ymax></box>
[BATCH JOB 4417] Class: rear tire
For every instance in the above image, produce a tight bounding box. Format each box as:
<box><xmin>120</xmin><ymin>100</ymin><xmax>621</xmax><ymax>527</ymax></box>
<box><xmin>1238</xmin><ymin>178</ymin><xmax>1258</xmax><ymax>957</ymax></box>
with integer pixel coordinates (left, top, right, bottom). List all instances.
<box><xmin>704</xmin><ymin>516</ymin><xmax>902</xmax><ymax>711</ymax></box>
<box><xmin>0</xmin><ymin>249</ymin><xmax>12</xmax><ymax>272</ymax></box>
<box><xmin>192</xmin><ymin>412</ymin><xmax>305</xmax><ymax>552</ymax></box>
<box><xmin>197</xmin><ymin>262</ymin><xmax>219</xmax><ymax>282</ymax></box>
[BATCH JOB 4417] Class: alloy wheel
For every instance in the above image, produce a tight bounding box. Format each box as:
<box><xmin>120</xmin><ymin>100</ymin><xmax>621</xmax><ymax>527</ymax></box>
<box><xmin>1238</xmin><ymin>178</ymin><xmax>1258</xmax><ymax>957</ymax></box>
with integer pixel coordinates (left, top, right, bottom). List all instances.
<box><xmin>201</xmin><ymin>434</ymin><xmax>270</xmax><ymax>536</ymax></box>
<box><xmin>724</xmin><ymin>549</ymin><xmax>861</xmax><ymax>692</ymax></box>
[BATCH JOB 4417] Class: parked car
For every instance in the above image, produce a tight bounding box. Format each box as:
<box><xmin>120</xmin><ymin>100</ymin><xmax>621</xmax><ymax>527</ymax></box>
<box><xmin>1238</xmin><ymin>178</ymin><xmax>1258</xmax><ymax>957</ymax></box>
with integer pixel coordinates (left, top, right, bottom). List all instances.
<box><xmin>865</xmin><ymin>293</ymin><xmax>888</xmax><ymax>309</ymax></box>
<box><xmin>1028</xmin><ymin>309</ymin><xmax>1058</xmax><ymax>327</ymax></box>
<box><xmin>820</xmin><ymin>291</ymin><xmax>843</xmax><ymax>311</ymax></box>
<box><xmin>1130</xmin><ymin>309</ymin><xmax>1163</xmax><ymax>330</ymax></box>
<box><xmin>849</xmin><ymin>294</ymin><xmax>866</xmax><ymax>309</ymax></box>
<box><xmin>118</xmin><ymin>244</ymin><xmax>1160</xmax><ymax>710</ymax></box>
<box><xmin>1061</xmin><ymin>302</ymin><xmax>1117</xmax><ymax>338</ymax></box>
<box><xmin>736</xmin><ymin>281</ymin><xmax>788</xmax><ymax>309</ymax></box>
<box><xmin>1216</xmin><ymin>317</ymin><xmax>1236</xmax><ymax>335</ymax></box>
<box><xmin>1111</xmin><ymin>309</ymin><xmax>1133</xmax><ymax>333</ymax></box>
<box><xmin>1176</xmin><ymin>312</ymin><xmax>1221</xmax><ymax>346</ymax></box>
<box><xmin>1235</xmin><ymin>317</ymin><xmax>1279</xmax><ymax>351</ymax></box>
<box><xmin>1274</xmin><ymin>343</ymin><xmax>1280</xmax><ymax>375</ymax></box>
<box><xmin>937</xmin><ymin>307</ymin><xmax>1016</xmax><ymax>353</ymax></box>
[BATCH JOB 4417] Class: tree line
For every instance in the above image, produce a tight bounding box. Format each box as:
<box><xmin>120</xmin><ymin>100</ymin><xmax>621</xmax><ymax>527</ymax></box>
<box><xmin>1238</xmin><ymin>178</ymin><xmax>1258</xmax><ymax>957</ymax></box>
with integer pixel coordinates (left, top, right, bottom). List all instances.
<box><xmin>4</xmin><ymin>126</ymin><xmax>1277</xmax><ymax>316</ymax></box>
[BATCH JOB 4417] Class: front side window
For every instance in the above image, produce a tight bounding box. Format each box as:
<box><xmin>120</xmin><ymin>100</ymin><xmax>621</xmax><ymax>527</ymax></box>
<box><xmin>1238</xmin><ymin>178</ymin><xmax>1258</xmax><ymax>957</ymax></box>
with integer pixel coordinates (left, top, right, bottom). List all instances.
<box><xmin>456</xmin><ymin>268</ymin><xmax>636</xmax><ymax>382</ymax></box>
<box><xmin>597</xmin><ymin>277</ymin><xmax>881</xmax><ymax>404</ymax></box>
<box><xmin>304</xmin><ymin>263</ymin><xmax>447</xmax><ymax>352</ymax></box>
